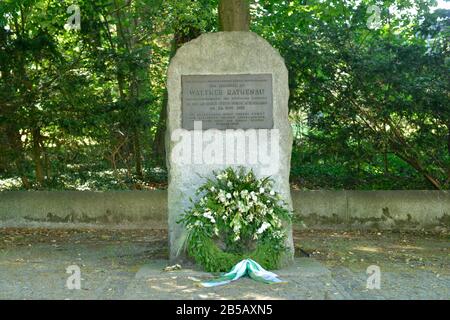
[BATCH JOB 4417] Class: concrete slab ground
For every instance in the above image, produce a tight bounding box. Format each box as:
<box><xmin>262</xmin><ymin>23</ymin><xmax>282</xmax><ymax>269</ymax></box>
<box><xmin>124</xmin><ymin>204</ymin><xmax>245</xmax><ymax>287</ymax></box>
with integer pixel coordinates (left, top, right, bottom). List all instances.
<box><xmin>0</xmin><ymin>228</ymin><xmax>448</xmax><ymax>300</ymax></box>
<box><xmin>122</xmin><ymin>258</ymin><xmax>347</xmax><ymax>300</ymax></box>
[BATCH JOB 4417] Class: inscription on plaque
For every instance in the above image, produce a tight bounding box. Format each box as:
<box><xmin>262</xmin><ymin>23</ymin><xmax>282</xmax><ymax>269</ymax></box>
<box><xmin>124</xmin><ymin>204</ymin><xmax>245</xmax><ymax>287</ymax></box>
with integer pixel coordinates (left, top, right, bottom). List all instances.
<box><xmin>181</xmin><ymin>74</ymin><xmax>273</xmax><ymax>130</ymax></box>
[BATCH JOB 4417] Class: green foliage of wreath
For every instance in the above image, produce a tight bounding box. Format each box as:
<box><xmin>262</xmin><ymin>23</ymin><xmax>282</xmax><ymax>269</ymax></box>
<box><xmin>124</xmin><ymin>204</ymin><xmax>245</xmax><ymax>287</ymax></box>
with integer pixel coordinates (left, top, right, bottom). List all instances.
<box><xmin>178</xmin><ymin>167</ymin><xmax>292</xmax><ymax>272</ymax></box>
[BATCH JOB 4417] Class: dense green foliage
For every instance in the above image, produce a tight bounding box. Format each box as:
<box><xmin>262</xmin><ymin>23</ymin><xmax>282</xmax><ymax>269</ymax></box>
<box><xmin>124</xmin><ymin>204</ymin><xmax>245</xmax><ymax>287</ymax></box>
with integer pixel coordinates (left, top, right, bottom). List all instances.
<box><xmin>0</xmin><ymin>0</ymin><xmax>449</xmax><ymax>190</ymax></box>
<box><xmin>178</xmin><ymin>167</ymin><xmax>292</xmax><ymax>272</ymax></box>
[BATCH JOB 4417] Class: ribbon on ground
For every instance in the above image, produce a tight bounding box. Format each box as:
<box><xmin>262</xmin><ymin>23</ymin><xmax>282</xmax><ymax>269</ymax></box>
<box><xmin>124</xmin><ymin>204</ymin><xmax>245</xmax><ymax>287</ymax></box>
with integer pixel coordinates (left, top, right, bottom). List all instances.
<box><xmin>200</xmin><ymin>259</ymin><xmax>286</xmax><ymax>287</ymax></box>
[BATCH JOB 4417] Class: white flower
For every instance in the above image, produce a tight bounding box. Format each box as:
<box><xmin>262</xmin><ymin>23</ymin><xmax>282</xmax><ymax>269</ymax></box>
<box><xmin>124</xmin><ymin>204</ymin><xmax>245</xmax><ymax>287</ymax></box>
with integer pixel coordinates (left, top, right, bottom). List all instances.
<box><xmin>259</xmin><ymin>187</ymin><xmax>265</xmax><ymax>194</ymax></box>
<box><xmin>194</xmin><ymin>221</ymin><xmax>203</xmax><ymax>227</ymax></box>
<box><xmin>217</xmin><ymin>190</ymin><xmax>227</xmax><ymax>203</ymax></box>
<box><xmin>270</xmin><ymin>190</ymin><xmax>275</xmax><ymax>196</ymax></box>
<box><xmin>216</xmin><ymin>173</ymin><xmax>228</xmax><ymax>180</ymax></box>
<box><xmin>227</xmin><ymin>181</ymin><xmax>233</xmax><ymax>188</ymax></box>
<box><xmin>210</xmin><ymin>186</ymin><xmax>216</xmax><ymax>192</ymax></box>
<box><xmin>273</xmin><ymin>230</ymin><xmax>284</xmax><ymax>239</ymax></box>
<box><xmin>203</xmin><ymin>211</ymin><xmax>216</xmax><ymax>223</ymax></box>
<box><xmin>237</xmin><ymin>201</ymin><xmax>249</xmax><ymax>213</ymax></box>
<box><xmin>257</xmin><ymin>222</ymin><xmax>271</xmax><ymax>234</ymax></box>
<box><xmin>226</xmin><ymin>193</ymin><xmax>232</xmax><ymax>199</ymax></box>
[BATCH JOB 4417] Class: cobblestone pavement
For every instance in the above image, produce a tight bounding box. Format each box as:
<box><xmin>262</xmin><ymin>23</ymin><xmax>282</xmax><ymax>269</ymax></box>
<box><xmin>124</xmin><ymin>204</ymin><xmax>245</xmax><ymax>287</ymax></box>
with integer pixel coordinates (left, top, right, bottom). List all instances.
<box><xmin>0</xmin><ymin>227</ymin><xmax>448</xmax><ymax>299</ymax></box>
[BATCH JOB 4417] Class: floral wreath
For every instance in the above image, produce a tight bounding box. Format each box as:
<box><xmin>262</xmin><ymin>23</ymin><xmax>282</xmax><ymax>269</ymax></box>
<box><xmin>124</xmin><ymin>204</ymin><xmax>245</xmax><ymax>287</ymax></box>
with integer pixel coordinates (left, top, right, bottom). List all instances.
<box><xmin>178</xmin><ymin>167</ymin><xmax>292</xmax><ymax>272</ymax></box>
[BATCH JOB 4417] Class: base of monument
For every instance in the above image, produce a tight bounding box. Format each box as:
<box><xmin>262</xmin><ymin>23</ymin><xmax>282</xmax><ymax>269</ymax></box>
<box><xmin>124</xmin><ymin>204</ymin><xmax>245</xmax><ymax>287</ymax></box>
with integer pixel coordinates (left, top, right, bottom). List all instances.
<box><xmin>170</xmin><ymin>249</ymin><xmax>295</xmax><ymax>272</ymax></box>
<box><xmin>124</xmin><ymin>257</ymin><xmax>348</xmax><ymax>299</ymax></box>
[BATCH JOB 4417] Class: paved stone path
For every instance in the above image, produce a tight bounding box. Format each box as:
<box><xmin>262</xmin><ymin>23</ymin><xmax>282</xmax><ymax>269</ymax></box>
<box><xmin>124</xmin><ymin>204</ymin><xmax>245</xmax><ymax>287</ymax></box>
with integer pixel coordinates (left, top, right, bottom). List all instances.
<box><xmin>0</xmin><ymin>228</ymin><xmax>448</xmax><ymax>299</ymax></box>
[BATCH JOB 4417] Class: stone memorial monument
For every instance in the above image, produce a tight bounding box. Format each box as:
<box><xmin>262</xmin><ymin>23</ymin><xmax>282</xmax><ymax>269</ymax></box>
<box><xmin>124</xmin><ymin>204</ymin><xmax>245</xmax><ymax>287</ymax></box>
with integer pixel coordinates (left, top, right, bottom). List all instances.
<box><xmin>166</xmin><ymin>31</ymin><xmax>294</xmax><ymax>263</ymax></box>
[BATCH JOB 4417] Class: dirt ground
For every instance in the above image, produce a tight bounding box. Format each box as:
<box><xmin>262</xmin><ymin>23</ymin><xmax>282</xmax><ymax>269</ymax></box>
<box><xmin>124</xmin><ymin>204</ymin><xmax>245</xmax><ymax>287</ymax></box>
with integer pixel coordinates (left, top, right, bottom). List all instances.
<box><xmin>294</xmin><ymin>229</ymin><xmax>450</xmax><ymax>275</ymax></box>
<box><xmin>0</xmin><ymin>227</ymin><xmax>448</xmax><ymax>299</ymax></box>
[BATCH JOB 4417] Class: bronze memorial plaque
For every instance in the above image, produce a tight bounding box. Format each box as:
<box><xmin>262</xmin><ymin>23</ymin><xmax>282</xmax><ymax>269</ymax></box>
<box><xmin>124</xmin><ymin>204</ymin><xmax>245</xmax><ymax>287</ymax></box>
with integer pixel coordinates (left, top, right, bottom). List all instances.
<box><xmin>181</xmin><ymin>74</ymin><xmax>273</xmax><ymax>130</ymax></box>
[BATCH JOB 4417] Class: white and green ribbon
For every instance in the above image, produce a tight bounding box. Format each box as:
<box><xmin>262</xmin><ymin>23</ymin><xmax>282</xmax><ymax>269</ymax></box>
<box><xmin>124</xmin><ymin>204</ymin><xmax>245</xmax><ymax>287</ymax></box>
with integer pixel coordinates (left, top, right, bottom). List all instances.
<box><xmin>200</xmin><ymin>259</ymin><xmax>286</xmax><ymax>287</ymax></box>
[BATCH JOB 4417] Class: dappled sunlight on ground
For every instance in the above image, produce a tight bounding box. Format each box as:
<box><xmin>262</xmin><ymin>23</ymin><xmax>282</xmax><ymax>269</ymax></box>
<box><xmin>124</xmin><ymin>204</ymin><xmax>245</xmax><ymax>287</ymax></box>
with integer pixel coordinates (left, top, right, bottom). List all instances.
<box><xmin>388</xmin><ymin>244</ymin><xmax>425</xmax><ymax>251</ymax></box>
<box><xmin>353</xmin><ymin>246</ymin><xmax>382</xmax><ymax>253</ymax></box>
<box><xmin>294</xmin><ymin>229</ymin><xmax>449</xmax><ymax>275</ymax></box>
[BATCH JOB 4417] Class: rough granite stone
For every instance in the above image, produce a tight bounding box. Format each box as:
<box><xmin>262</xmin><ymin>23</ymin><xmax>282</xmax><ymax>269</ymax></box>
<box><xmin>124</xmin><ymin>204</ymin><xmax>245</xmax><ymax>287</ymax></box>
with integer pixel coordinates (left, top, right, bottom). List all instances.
<box><xmin>166</xmin><ymin>32</ymin><xmax>294</xmax><ymax>263</ymax></box>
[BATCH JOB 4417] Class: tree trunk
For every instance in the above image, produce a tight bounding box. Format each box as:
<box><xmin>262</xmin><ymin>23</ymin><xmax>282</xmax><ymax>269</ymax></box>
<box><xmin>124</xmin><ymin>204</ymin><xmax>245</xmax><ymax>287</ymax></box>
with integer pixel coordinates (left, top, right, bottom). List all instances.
<box><xmin>447</xmin><ymin>122</ymin><xmax>450</xmax><ymax>156</ymax></box>
<box><xmin>133</xmin><ymin>126</ymin><xmax>143</xmax><ymax>180</ymax></box>
<box><xmin>384</xmin><ymin>124</ymin><xmax>389</xmax><ymax>174</ymax></box>
<box><xmin>152</xmin><ymin>90</ymin><xmax>168</xmax><ymax>165</ymax></box>
<box><xmin>31</xmin><ymin>127</ymin><xmax>45</xmax><ymax>186</ymax></box>
<box><xmin>5</xmin><ymin>126</ymin><xmax>30</xmax><ymax>189</ymax></box>
<box><xmin>447</xmin><ymin>122</ymin><xmax>450</xmax><ymax>183</ymax></box>
<box><xmin>219</xmin><ymin>0</ymin><xmax>251</xmax><ymax>31</ymax></box>
<box><xmin>393</xmin><ymin>149</ymin><xmax>442</xmax><ymax>190</ymax></box>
